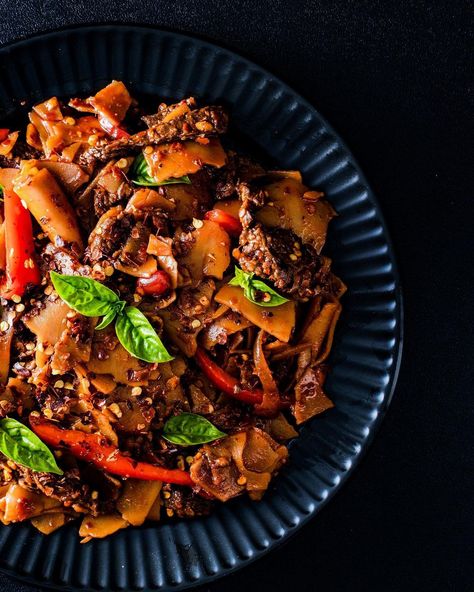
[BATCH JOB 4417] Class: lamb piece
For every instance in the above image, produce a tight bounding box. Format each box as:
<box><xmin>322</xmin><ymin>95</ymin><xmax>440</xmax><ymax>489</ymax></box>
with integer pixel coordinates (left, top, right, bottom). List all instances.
<box><xmin>12</xmin><ymin>464</ymin><xmax>107</xmax><ymax>515</ymax></box>
<box><xmin>161</xmin><ymin>485</ymin><xmax>213</xmax><ymax>518</ymax></box>
<box><xmin>86</xmin><ymin>206</ymin><xmax>158</xmax><ymax>274</ymax></box>
<box><xmin>85</xmin><ymin>206</ymin><xmax>132</xmax><ymax>265</ymax></box>
<box><xmin>118</xmin><ymin>221</ymin><xmax>150</xmax><ymax>268</ymax></box>
<box><xmin>0</xmin><ymin>140</ymin><xmax>42</xmax><ymax>168</ymax></box>
<box><xmin>81</xmin><ymin>105</ymin><xmax>228</xmax><ymax>164</ymax></box>
<box><xmin>75</xmin><ymin>161</ymin><xmax>134</xmax><ymax>229</ymax></box>
<box><xmin>0</xmin><ymin>156</ymin><xmax>17</xmax><ymax>168</ymax></box>
<box><xmin>237</xmin><ymin>182</ymin><xmax>266</xmax><ymax>228</ymax></box>
<box><xmin>92</xmin><ymin>166</ymin><xmax>133</xmax><ymax>218</ymax></box>
<box><xmin>13</xmin><ymin>140</ymin><xmax>42</xmax><ymax>161</ymax></box>
<box><xmin>212</xmin><ymin>151</ymin><xmax>265</xmax><ymax>200</ymax></box>
<box><xmin>92</xmin><ymin>184</ymin><xmax>125</xmax><ymax>218</ymax></box>
<box><xmin>235</xmin><ymin>183</ymin><xmax>331</xmax><ymax>300</ymax></box>
<box><xmin>141</xmin><ymin>97</ymin><xmax>197</xmax><ymax>128</ymax></box>
<box><xmin>237</xmin><ymin>225</ymin><xmax>331</xmax><ymax>300</ymax></box>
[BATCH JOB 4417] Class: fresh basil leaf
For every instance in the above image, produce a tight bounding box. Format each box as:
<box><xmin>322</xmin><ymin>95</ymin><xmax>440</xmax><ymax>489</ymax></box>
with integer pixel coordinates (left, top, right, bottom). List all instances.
<box><xmin>133</xmin><ymin>175</ymin><xmax>191</xmax><ymax>187</ymax></box>
<box><xmin>229</xmin><ymin>267</ymin><xmax>254</xmax><ymax>302</ymax></box>
<box><xmin>130</xmin><ymin>153</ymin><xmax>191</xmax><ymax>186</ymax></box>
<box><xmin>131</xmin><ymin>152</ymin><xmax>149</xmax><ymax>176</ymax></box>
<box><xmin>95</xmin><ymin>299</ymin><xmax>126</xmax><ymax>330</ymax></box>
<box><xmin>248</xmin><ymin>278</ymin><xmax>290</xmax><ymax>307</ymax></box>
<box><xmin>229</xmin><ymin>266</ymin><xmax>252</xmax><ymax>290</ymax></box>
<box><xmin>114</xmin><ymin>300</ymin><xmax>127</xmax><ymax>315</ymax></box>
<box><xmin>115</xmin><ymin>306</ymin><xmax>173</xmax><ymax>363</ymax></box>
<box><xmin>0</xmin><ymin>418</ymin><xmax>63</xmax><ymax>475</ymax></box>
<box><xmin>162</xmin><ymin>413</ymin><xmax>226</xmax><ymax>446</ymax></box>
<box><xmin>95</xmin><ymin>306</ymin><xmax>118</xmax><ymax>330</ymax></box>
<box><xmin>228</xmin><ymin>266</ymin><xmax>289</xmax><ymax>307</ymax></box>
<box><xmin>50</xmin><ymin>272</ymin><xmax>121</xmax><ymax>317</ymax></box>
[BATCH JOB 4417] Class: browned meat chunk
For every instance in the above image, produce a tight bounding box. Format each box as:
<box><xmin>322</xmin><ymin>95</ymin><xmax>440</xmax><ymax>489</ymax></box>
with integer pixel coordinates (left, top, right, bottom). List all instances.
<box><xmin>85</xmin><ymin>206</ymin><xmax>130</xmax><ymax>265</ymax></box>
<box><xmin>81</xmin><ymin>105</ymin><xmax>228</xmax><ymax>164</ymax></box>
<box><xmin>212</xmin><ymin>151</ymin><xmax>265</xmax><ymax>200</ymax></box>
<box><xmin>10</xmin><ymin>464</ymin><xmax>106</xmax><ymax>515</ymax></box>
<box><xmin>235</xmin><ymin>182</ymin><xmax>331</xmax><ymax>300</ymax></box>
<box><xmin>161</xmin><ymin>485</ymin><xmax>213</xmax><ymax>518</ymax></box>
<box><xmin>141</xmin><ymin>97</ymin><xmax>197</xmax><ymax>128</ymax></box>
<box><xmin>236</xmin><ymin>224</ymin><xmax>331</xmax><ymax>300</ymax></box>
<box><xmin>92</xmin><ymin>166</ymin><xmax>133</xmax><ymax>218</ymax></box>
<box><xmin>118</xmin><ymin>221</ymin><xmax>150</xmax><ymax>268</ymax></box>
<box><xmin>0</xmin><ymin>140</ymin><xmax>41</xmax><ymax>168</ymax></box>
<box><xmin>75</xmin><ymin>161</ymin><xmax>134</xmax><ymax>231</ymax></box>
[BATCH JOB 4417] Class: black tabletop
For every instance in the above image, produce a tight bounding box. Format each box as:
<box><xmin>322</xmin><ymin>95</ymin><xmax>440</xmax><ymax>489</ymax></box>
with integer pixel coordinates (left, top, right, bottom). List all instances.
<box><xmin>0</xmin><ymin>2</ymin><xmax>472</xmax><ymax>591</ymax></box>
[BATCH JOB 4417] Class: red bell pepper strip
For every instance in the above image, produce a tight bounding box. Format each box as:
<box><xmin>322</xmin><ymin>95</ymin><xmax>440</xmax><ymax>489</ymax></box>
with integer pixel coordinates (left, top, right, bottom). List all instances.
<box><xmin>195</xmin><ymin>347</ymin><xmax>264</xmax><ymax>405</ymax></box>
<box><xmin>204</xmin><ymin>209</ymin><xmax>242</xmax><ymax>237</ymax></box>
<box><xmin>30</xmin><ymin>417</ymin><xmax>194</xmax><ymax>487</ymax></box>
<box><xmin>136</xmin><ymin>270</ymin><xmax>171</xmax><ymax>296</ymax></box>
<box><xmin>0</xmin><ymin>129</ymin><xmax>9</xmax><ymax>142</ymax></box>
<box><xmin>98</xmin><ymin>114</ymin><xmax>130</xmax><ymax>140</ymax></box>
<box><xmin>1</xmin><ymin>189</ymin><xmax>41</xmax><ymax>299</ymax></box>
<box><xmin>0</xmin><ymin>223</ymin><xmax>6</xmax><ymax>271</ymax></box>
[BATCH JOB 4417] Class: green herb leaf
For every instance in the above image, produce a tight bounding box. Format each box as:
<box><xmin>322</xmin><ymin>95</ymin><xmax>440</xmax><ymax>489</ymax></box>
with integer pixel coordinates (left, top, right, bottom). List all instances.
<box><xmin>249</xmin><ymin>278</ymin><xmax>290</xmax><ymax>306</ymax></box>
<box><xmin>95</xmin><ymin>299</ymin><xmax>126</xmax><ymax>330</ymax></box>
<box><xmin>115</xmin><ymin>306</ymin><xmax>173</xmax><ymax>363</ymax></box>
<box><xmin>162</xmin><ymin>413</ymin><xmax>226</xmax><ymax>446</ymax></box>
<box><xmin>229</xmin><ymin>266</ymin><xmax>252</xmax><ymax>293</ymax></box>
<box><xmin>50</xmin><ymin>272</ymin><xmax>122</xmax><ymax>318</ymax></box>
<box><xmin>95</xmin><ymin>306</ymin><xmax>118</xmax><ymax>330</ymax></box>
<box><xmin>130</xmin><ymin>153</ymin><xmax>191</xmax><ymax>186</ymax></box>
<box><xmin>0</xmin><ymin>183</ymin><xmax>3</xmax><ymax>201</ymax></box>
<box><xmin>51</xmin><ymin>273</ymin><xmax>171</xmax><ymax>364</ymax></box>
<box><xmin>133</xmin><ymin>175</ymin><xmax>192</xmax><ymax>187</ymax></box>
<box><xmin>0</xmin><ymin>418</ymin><xmax>63</xmax><ymax>475</ymax></box>
<box><xmin>229</xmin><ymin>266</ymin><xmax>290</xmax><ymax>307</ymax></box>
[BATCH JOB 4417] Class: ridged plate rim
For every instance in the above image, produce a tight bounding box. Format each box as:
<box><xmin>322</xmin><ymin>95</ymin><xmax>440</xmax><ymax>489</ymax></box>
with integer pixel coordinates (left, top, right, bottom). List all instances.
<box><xmin>0</xmin><ymin>24</ymin><xmax>403</xmax><ymax>592</ymax></box>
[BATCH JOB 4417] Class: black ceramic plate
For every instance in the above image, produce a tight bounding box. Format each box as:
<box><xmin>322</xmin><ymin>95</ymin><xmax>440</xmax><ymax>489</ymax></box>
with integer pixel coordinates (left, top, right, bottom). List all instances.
<box><xmin>0</xmin><ymin>25</ymin><xmax>402</xmax><ymax>592</ymax></box>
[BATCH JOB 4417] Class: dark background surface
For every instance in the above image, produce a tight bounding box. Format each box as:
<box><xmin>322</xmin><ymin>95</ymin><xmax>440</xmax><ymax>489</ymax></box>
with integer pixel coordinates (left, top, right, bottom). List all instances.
<box><xmin>0</xmin><ymin>2</ymin><xmax>472</xmax><ymax>591</ymax></box>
